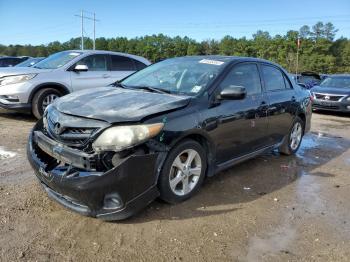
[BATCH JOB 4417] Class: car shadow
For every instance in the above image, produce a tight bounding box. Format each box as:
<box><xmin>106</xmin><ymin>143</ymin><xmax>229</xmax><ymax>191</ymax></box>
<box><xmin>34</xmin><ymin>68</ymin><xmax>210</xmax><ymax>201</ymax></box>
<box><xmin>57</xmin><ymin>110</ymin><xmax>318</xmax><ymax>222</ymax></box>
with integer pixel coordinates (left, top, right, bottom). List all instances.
<box><xmin>0</xmin><ymin>109</ymin><xmax>36</xmax><ymax>122</ymax></box>
<box><xmin>121</xmin><ymin>131</ymin><xmax>350</xmax><ymax>223</ymax></box>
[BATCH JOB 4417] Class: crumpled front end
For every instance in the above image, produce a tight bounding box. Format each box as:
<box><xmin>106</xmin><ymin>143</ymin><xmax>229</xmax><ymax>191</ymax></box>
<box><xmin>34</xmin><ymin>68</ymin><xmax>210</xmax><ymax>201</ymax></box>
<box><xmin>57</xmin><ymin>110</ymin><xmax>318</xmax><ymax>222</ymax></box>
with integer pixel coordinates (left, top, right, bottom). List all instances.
<box><xmin>27</xmin><ymin>108</ymin><xmax>165</xmax><ymax>220</ymax></box>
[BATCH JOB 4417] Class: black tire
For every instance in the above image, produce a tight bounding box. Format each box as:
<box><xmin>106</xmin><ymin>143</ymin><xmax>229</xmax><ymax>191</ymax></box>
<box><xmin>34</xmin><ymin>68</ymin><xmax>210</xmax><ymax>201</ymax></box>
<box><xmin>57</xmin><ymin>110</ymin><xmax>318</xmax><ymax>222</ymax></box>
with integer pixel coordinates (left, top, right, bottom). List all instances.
<box><xmin>158</xmin><ymin>139</ymin><xmax>207</xmax><ymax>204</ymax></box>
<box><xmin>32</xmin><ymin>88</ymin><xmax>62</xmax><ymax>119</ymax></box>
<box><xmin>279</xmin><ymin>116</ymin><xmax>304</xmax><ymax>155</ymax></box>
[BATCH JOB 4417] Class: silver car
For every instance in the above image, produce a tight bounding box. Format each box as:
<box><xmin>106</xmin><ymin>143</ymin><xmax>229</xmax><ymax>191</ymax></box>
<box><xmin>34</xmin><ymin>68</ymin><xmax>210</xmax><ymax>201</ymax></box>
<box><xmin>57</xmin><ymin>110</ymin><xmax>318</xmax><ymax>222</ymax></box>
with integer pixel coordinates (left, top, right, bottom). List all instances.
<box><xmin>0</xmin><ymin>50</ymin><xmax>151</xmax><ymax>118</ymax></box>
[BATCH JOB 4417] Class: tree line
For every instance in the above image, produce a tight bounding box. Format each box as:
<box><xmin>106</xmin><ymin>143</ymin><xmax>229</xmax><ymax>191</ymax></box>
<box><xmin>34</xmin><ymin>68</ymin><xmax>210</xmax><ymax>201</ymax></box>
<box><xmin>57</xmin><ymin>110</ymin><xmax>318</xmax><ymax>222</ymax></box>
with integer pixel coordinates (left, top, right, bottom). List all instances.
<box><xmin>1</xmin><ymin>22</ymin><xmax>349</xmax><ymax>74</ymax></box>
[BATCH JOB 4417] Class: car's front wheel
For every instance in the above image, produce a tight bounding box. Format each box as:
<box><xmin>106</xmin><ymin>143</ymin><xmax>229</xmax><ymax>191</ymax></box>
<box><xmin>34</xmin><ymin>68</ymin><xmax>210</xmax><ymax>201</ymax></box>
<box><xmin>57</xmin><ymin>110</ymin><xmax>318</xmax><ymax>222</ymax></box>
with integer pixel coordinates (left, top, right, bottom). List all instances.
<box><xmin>158</xmin><ymin>139</ymin><xmax>207</xmax><ymax>204</ymax></box>
<box><xmin>32</xmin><ymin>88</ymin><xmax>62</xmax><ymax>119</ymax></box>
<box><xmin>279</xmin><ymin>116</ymin><xmax>304</xmax><ymax>155</ymax></box>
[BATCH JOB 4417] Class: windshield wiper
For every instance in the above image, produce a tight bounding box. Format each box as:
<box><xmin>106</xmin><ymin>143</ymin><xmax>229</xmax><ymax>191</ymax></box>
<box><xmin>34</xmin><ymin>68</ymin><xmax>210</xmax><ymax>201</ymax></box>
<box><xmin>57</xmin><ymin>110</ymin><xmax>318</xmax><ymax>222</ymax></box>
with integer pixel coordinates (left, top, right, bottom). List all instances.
<box><xmin>133</xmin><ymin>86</ymin><xmax>171</xmax><ymax>94</ymax></box>
<box><xmin>114</xmin><ymin>82</ymin><xmax>129</xmax><ymax>88</ymax></box>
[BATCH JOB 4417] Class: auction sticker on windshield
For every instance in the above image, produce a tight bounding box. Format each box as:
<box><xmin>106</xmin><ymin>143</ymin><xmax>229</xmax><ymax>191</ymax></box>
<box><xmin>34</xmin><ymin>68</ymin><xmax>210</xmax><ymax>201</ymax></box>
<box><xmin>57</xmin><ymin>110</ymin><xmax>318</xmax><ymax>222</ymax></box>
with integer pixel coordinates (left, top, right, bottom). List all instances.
<box><xmin>199</xmin><ymin>59</ymin><xmax>224</xmax><ymax>66</ymax></box>
<box><xmin>69</xmin><ymin>52</ymin><xmax>81</xmax><ymax>56</ymax></box>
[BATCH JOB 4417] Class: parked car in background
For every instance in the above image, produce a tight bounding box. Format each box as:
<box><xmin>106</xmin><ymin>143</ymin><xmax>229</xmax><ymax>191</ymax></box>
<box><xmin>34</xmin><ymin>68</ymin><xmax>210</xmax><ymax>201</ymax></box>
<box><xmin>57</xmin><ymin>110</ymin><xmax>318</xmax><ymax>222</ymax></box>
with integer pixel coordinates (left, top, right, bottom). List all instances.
<box><xmin>15</xmin><ymin>57</ymin><xmax>45</xmax><ymax>67</ymax></box>
<box><xmin>297</xmin><ymin>72</ymin><xmax>322</xmax><ymax>89</ymax></box>
<box><xmin>0</xmin><ymin>50</ymin><xmax>151</xmax><ymax>118</ymax></box>
<box><xmin>311</xmin><ymin>74</ymin><xmax>350</xmax><ymax>112</ymax></box>
<box><xmin>27</xmin><ymin>56</ymin><xmax>312</xmax><ymax>220</ymax></box>
<box><xmin>0</xmin><ymin>56</ymin><xmax>29</xmax><ymax>67</ymax></box>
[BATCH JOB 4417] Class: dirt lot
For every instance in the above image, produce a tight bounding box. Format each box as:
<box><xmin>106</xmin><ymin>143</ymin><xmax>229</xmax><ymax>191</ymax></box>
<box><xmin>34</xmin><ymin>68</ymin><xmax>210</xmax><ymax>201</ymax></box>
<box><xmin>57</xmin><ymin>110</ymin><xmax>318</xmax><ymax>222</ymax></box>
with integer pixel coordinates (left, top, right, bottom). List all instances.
<box><xmin>0</xmin><ymin>109</ymin><xmax>349</xmax><ymax>262</ymax></box>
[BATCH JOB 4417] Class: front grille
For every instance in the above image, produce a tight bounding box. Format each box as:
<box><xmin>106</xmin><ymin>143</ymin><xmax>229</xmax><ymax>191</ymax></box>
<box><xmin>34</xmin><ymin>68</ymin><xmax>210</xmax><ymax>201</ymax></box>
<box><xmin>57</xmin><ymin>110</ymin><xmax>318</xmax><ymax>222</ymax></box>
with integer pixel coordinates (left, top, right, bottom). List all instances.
<box><xmin>313</xmin><ymin>104</ymin><xmax>339</xmax><ymax>110</ymax></box>
<box><xmin>43</xmin><ymin>107</ymin><xmax>108</xmax><ymax>148</ymax></box>
<box><xmin>46</xmin><ymin>115</ymin><xmax>97</xmax><ymax>147</ymax></box>
<box><xmin>59</xmin><ymin>127</ymin><xmax>97</xmax><ymax>145</ymax></box>
<box><xmin>314</xmin><ymin>93</ymin><xmax>345</xmax><ymax>101</ymax></box>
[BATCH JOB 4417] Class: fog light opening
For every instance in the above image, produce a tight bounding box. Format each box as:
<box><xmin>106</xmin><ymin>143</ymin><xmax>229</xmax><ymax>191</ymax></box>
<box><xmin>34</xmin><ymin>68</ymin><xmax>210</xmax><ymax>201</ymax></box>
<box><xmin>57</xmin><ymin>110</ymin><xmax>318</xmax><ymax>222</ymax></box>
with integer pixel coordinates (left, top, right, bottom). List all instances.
<box><xmin>103</xmin><ymin>193</ymin><xmax>123</xmax><ymax>210</ymax></box>
<box><xmin>0</xmin><ymin>95</ymin><xmax>20</xmax><ymax>103</ymax></box>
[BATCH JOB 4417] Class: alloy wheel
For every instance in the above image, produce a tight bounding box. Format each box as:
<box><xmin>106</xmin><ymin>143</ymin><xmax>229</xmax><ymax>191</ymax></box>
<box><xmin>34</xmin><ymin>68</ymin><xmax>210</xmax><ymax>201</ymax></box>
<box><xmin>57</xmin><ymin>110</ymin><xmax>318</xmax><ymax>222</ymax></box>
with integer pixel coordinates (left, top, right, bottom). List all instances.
<box><xmin>169</xmin><ymin>149</ymin><xmax>202</xmax><ymax>196</ymax></box>
<box><xmin>42</xmin><ymin>94</ymin><xmax>58</xmax><ymax>111</ymax></box>
<box><xmin>290</xmin><ymin>122</ymin><xmax>302</xmax><ymax>151</ymax></box>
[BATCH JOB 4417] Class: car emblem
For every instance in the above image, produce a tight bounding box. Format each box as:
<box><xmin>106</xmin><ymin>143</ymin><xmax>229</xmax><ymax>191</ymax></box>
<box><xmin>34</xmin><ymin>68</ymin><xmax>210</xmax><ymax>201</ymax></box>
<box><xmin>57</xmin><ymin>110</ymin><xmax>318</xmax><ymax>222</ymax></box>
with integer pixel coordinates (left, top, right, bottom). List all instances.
<box><xmin>324</xmin><ymin>95</ymin><xmax>330</xmax><ymax>100</ymax></box>
<box><xmin>54</xmin><ymin>122</ymin><xmax>62</xmax><ymax>135</ymax></box>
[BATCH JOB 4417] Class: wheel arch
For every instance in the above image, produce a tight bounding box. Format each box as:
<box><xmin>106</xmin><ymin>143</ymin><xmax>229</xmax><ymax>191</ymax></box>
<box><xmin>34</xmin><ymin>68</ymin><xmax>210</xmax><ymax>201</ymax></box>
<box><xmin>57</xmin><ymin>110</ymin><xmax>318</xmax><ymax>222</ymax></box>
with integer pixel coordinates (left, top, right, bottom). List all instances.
<box><xmin>28</xmin><ymin>82</ymin><xmax>70</xmax><ymax>103</ymax></box>
<box><xmin>296</xmin><ymin>111</ymin><xmax>306</xmax><ymax>133</ymax></box>
<box><xmin>166</xmin><ymin>130</ymin><xmax>217</xmax><ymax>177</ymax></box>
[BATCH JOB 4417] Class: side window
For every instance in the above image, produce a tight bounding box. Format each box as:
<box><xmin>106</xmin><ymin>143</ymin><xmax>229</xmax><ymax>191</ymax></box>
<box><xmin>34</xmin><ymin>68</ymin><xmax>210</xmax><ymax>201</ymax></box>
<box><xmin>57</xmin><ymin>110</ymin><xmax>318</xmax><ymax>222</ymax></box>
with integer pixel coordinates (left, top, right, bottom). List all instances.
<box><xmin>134</xmin><ymin>59</ymin><xmax>147</xmax><ymax>70</ymax></box>
<box><xmin>77</xmin><ymin>55</ymin><xmax>108</xmax><ymax>71</ymax></box>
<box><xmin>10</xmin><ymin>58</ymin><xmax>20</xmax><ymax>65</ymax></box>
<box><xmin>262</xmin><ymin>65</ymin><xmax>286</xmax><ymax>91</ymax></box>
<box><xmin>284</xmin><ymin>75</ymin><xmax>293</xmax><ymax>89</ymax></box>
<box><xmin>1</xmin><ymin>58</ymin><xmax>12</xmax><ymax>66</ymax></box>
<box><xmin>111</xmin><ymin>55</ymin><xmax>136</xmax><ymax>71</ymax></box>
<box><xmin>219</xmin><ymin>63</ymin><xmax>262</xmax><ymax>95</ymax></box>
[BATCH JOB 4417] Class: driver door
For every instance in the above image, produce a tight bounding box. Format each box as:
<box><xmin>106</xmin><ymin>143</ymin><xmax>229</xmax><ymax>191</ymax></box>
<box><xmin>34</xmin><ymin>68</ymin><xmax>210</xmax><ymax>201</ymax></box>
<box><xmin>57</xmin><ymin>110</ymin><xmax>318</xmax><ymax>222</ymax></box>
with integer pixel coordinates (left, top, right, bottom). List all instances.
<box><xmin>211</xmin><ymin>63</ymin><xmax>270</xmax><ymax>163</ymax></box>
<box><xmin>70</xmin><ymin>54</ymin><xmax>112</xmax><ymax>91</ymax></box>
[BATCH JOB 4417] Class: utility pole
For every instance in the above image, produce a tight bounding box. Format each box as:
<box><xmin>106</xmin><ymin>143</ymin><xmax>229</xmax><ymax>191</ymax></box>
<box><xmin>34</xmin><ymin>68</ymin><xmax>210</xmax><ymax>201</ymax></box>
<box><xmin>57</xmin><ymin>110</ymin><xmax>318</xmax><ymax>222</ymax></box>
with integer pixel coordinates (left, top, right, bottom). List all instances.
<box><xmin>81</xmin><ymin>10</ymin><xmax>84</xmax><ymax>50</ymax></box>
<box><xmin>75</xmin><ymin>11</ymin><xmax>99</xmax><ymax>50</ymax></box>
<box><xmin>93</xmin><ymin>13</ymin><xmax>96</xmax><ymax>50</ymax></box>
<box><xmin>296</xmin><ymin>37</ymin><xmax>301</xmax><ymax>76</ymax></box>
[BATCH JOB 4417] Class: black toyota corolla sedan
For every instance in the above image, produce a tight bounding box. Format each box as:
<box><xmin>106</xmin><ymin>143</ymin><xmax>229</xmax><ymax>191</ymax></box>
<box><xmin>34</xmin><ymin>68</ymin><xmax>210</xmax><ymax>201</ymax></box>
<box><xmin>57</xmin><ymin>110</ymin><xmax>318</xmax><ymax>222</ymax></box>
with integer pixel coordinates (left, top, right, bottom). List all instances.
<box><xmin>27</xmin><ymin>56</ymin><xmax>312</xmax><ymax>220</ymax></box>
<box><xmin>311</xmin><ymin>74</ymin><xmax>350</xmax><ymax>112</ymax></box>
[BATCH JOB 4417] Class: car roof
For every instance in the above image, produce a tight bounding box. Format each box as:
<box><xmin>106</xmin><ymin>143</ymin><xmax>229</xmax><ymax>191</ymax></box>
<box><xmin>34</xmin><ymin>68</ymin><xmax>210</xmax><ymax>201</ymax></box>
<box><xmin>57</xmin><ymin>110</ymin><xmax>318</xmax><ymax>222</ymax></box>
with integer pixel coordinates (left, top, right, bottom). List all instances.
<box><xmin>66</xmin><ymin>50</ymin><xmax>151</xmax><ymax>65</ymax></box>
<box><xmin>0</xmin><ymin>56</ymin><xmax>24</xmax><ymax>59</ymax></box>
<box><xmin>326</xmin><ymin>74</ymin><xmax>350</xmax><ymax>78</ymax></box>
<box><xmin>171</xmin><ymin>55</ymin><xmax>282</xmax><ymax>66</ymax></box>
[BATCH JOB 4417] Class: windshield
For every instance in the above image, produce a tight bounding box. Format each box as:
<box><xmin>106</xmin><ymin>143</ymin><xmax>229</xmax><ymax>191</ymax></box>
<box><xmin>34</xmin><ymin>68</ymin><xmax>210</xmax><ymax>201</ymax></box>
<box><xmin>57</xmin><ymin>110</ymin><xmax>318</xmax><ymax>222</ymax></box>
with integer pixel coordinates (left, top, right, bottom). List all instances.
<box><xmin>320</xmin><ymin>77</ymin><xmax>350</xmax><ymax>88</ymax></box>
<box><xmin>34</xmin><ymin>51</ymin><xmax>82</xmax><ymax>69</ymax></box>
<box><xmin>15</xmin><ymin>57</ymin><xmax>44</xmax><ymax>67</ymax></box>
<box><xmin>122</xmin><ymin>57</ymin><xmax>227</xmax><ymax>96</ymax></box>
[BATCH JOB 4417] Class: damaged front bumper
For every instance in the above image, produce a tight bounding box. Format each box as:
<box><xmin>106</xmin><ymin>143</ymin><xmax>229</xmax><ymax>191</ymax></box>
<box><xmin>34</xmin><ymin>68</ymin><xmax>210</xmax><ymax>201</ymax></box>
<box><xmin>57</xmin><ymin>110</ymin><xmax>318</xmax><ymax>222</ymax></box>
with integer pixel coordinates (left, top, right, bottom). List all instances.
<box><xmin>27</xmin><ymin>120</ymin><xmax>162</xmax><ymax>220</ymax></box>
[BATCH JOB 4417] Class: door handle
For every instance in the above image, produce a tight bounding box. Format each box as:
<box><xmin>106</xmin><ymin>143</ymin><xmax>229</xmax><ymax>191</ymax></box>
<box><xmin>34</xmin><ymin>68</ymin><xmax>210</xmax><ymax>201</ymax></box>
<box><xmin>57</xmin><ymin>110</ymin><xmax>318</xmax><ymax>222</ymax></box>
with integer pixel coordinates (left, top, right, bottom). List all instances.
<box><xmin>291</xmin><ymin>96</ymin><xmax>296</xmax><ymax>102</ymax></box>
<box><xmin>102</xmin><ymin>74</ymin><xmax>110</xmax><ymax>78</ymax></box>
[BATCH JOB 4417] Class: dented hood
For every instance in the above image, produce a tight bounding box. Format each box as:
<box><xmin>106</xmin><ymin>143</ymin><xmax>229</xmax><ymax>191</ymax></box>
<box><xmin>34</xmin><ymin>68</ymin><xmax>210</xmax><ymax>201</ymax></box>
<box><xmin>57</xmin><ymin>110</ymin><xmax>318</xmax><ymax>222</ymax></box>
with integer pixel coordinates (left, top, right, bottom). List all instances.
<box><xmin>53</xmin><ymin>86</ymin><xmax>191</xmax><ymax>123</ymax></box>
<box><xmin>311</xmin><ymin>85</ymin><xmax>350</xmax><ymax>96</ymax></box>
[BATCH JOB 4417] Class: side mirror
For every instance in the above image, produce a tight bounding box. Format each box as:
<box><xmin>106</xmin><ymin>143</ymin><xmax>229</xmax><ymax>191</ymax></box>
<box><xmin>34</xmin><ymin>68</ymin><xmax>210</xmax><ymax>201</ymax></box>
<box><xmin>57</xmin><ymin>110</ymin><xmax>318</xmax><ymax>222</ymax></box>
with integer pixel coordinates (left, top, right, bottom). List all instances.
<box><xmin>218</xmin><ymin>85</ymin><xmax>246</xmax><ymax>100</ymax></box>
<box><xmin>297</xmin><ymin>82</ymin><xmax>306</xmax><ymax>88</ymax></box>
<box><xmin>73</xmin><ymin>64</ymin><xmax>88</xmax><ymax>72</ymax></box>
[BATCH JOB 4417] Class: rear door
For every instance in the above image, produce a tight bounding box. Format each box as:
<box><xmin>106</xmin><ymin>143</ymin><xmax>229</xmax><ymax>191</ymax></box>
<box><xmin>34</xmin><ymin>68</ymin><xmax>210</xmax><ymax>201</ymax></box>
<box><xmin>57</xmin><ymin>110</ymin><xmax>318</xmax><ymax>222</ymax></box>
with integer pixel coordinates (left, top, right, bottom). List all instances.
<box><xmin>109</xmin><ymin>55</ymin><xmax>141</xmax><ymax>82</ymax></box>
<box><xmin>260</xmin><ymin>64</ymin><xmax>296</xmax><ymax>144</ymax></box>
<box><xmin>70</xmin><ymin>54</ymin><xmax>111</xmax><ymax>91</ymax></box>
<box><xmin>212</xmin><ymin>62</ymin><xmax>269</xmax><ymax>163</ymax></box>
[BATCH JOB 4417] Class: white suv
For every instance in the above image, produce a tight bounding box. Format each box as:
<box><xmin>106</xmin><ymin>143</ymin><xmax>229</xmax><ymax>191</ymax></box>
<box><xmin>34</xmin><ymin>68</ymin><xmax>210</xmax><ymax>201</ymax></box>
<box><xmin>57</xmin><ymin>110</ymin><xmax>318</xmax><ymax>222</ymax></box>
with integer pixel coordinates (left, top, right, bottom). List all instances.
<box><xmin>0</xmin><ymin>50</ymin><xmax>151</xmax><ymax>118</ymax></box>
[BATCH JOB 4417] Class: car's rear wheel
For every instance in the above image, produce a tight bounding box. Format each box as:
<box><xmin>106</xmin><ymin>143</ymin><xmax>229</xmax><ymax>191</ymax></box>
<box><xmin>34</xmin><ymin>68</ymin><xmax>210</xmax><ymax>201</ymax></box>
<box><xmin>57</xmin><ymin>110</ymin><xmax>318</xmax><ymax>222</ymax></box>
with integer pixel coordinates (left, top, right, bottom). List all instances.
<box><xmin>158</xmin><ymin>139</ymin><xmax>207</xmax><ymax>204</ymax></box>
<box><xmin>279</xmin><ymin>116</ymin><xmax>304</xmax><ymax>155</ymax></box>
<box><xmin>32</xmin><ymin>88</ymin><xmax>62</xmax><ymax>119</ymax></box>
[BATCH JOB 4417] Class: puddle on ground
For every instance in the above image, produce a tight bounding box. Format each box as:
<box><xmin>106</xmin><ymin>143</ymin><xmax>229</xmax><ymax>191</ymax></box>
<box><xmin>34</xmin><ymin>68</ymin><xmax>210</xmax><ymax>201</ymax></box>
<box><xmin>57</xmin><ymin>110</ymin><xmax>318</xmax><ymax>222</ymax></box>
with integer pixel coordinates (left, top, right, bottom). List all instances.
<box><xmin>0</xmin><ymin>146</ymin><xmax>17</xmax><ymax>160</ymax></box>
<box><xmin>296</xmin><ymin>132</ymin><xmax>348</xmax><ymax>165</ymax></box>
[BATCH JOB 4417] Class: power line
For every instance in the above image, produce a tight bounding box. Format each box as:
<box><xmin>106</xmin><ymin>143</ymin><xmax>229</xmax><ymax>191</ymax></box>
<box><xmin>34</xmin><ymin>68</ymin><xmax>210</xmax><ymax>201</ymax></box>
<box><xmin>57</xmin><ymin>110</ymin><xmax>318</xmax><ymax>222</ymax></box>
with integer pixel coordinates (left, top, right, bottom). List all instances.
<box><xmin>75</xmin><ymin>10</ymin><xmax>99</xmax><ymax>50</ymax></box>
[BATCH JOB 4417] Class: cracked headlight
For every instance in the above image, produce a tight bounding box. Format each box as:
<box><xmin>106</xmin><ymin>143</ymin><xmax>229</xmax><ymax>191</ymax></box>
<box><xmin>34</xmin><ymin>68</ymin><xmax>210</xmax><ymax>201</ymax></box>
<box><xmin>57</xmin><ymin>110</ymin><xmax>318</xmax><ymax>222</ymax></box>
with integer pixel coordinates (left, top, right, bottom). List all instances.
<box><xmin>0</xmin><ymin>74</ymin><xmax>37</xmax><ymax>86</ymax></box>
<box><xmin>92</xmin><ymin>123</ymin><xmax>164</xmax><ymax>152</ymax></box>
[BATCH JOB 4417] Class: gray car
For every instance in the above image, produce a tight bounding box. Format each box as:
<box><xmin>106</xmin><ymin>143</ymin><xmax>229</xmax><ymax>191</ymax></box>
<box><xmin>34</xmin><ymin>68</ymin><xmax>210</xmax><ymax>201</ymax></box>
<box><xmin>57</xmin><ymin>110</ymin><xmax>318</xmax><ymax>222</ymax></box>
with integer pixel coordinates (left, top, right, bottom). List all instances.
<box><xmin>0</xmin><ymin>50</ymin><xmax>151</xmax><ymax>118</ymax></box>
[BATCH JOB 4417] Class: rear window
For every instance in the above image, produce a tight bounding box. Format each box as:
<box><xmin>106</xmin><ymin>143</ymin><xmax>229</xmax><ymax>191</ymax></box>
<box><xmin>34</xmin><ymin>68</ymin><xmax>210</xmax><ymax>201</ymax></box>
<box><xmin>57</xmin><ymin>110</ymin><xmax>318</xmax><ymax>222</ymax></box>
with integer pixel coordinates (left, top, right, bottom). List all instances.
<box><xmin>110</xmin><ymin>55</ymin><xmax>136</xmax><ymax>71</ymax></box>
<box><xmin>134</xmin><ymin>59</ymin><xmax>147</xmax><ymax>70</ymax></box>
<box><xmin>262</xmin><ymin>65</ymin><xmax>286</xmax><ymax>91</ymax></box>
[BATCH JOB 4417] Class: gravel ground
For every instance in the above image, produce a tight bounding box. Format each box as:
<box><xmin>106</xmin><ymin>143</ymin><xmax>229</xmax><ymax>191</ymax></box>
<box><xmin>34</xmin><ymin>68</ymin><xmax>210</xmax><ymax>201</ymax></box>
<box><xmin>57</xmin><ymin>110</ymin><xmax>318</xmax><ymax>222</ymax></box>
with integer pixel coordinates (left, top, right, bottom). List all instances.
<box><xmin>0</xmin><ymin>109</ymin><xmax>349</xmax><ymax>262</ymax></box>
